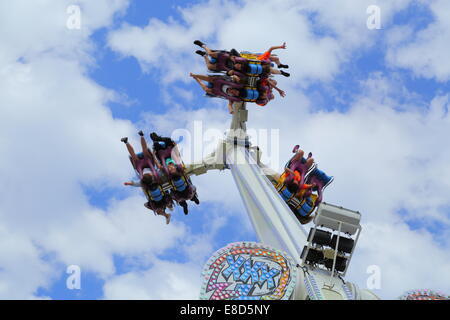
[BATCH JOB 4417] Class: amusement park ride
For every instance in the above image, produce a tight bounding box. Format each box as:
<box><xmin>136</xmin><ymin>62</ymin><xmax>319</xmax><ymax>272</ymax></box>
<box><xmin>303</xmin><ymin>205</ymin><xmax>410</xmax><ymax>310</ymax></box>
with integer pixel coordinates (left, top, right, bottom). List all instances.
<box><xmin>125</xmin><ymin>42</ymin><xmax>448</xmax><ymax>300</ymax></box>
<box><xmin>184</xmin><ymin>101</ymin><xmax>379</xmax><ymax>300</ymax></box>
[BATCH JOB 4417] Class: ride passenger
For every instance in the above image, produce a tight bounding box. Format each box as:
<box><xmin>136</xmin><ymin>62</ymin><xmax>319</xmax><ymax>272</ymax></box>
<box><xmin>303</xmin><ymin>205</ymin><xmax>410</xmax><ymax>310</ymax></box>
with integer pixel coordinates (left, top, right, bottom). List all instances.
<box><xmin>193</xmin><ymin>40</ymin><xmax>237</xmax><ymax>72</ymax></box>
<box><xmin>150</xmin><ymin>132</ymin><xmax>200</xmax><ymax>215</ymax></box>
<box><xmin>190</xmin><ymin>73</ymin><xmax>259</xmax><ymax>113</ymax></box>
<box><xmin>121</xmin><ymin>131</ymin><xmax>172</xmax><ymax>224</ymax></box>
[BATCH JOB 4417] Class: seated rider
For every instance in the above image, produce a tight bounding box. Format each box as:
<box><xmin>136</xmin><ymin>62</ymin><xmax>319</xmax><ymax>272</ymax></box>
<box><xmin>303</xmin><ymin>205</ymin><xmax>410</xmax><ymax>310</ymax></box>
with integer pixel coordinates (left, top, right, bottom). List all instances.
<box><xmin>167</xmin><ymin>159</ymin><xmax>200</xmax><ymax>215</ymax></box>
<box><xmin>226</xmin><ymin>42</ymin><xmax>289</xmax><ymax>77</ymax></box>
<box><xmin>276</xmin><ymin>167</ymin><xmax>317</xmax><ymax>225</ymax></box>
<box><xmin>252</xmin><ymin>42</ymin><xmax>290</xmax><ymax>69</ymax></box>
<box><xmin>277</xmin><ymin>145</ymin><xmax>330</xmax><ymax>225</ymax></box>
<box><xmin>285</xmin><ymin>146</ymin><xmax>316</xmax><ymax>188</ymax></box>
<box><xmin>121</xmin><ymin>131</ymin><xmax>172</xmax><ymax>224</ymax></box>
<box><xmin>255</xmin><ymin>78</ymin><xmax>285</xmax><ymax>106</ymax></box>
<box><xmin>122</xmin><ymin>130</ymin><xmax>160</xmax><ymax>179</ymax></box>
<box><xmin>190</xmin><ymin>73</ymin><xmax>269</xmax><ymax>113</ymax></box>
<box><xmin>150</xmin><ymin>132</ymin><xmax>200</xmax><ymax>215</ymax></box>
<box><xmin>288</xmin><ymin>164</ymin><xmax>333</xmax><ymax>225</ymax></box>
<box><xmin>305</xmin><ymin>167</ymin><xmax>334</xmax><ymax>205</ymax></box>
<box><xmin>224</xmin><ymin>73</ymin><xmax>285</xmax><ymax>106</ymax></box>
<box><xmin>193</xmin><ymin>40</ymin><xmax>237</xmax><ymax>73</ymax></box>
<box><xmin>124</xmin><ymin>176</ymin><xmax>173</xmax><ymax>225</ymax></box>
<box><xmin>194</xmin><ymin>40</ymin><xmax>289</xmax><ymax>70</ymax></box>
<box><xmin>287</xmin><ymin>145</ymin><xmax>334</xmax><ymax>220</ymax></box>
<box><xmin>228</xmin><ymin>57</ymin><xmax>290</xmax><ymax>78</ymax></box>
<box><xmin>150</xmin><ymin>132</ymin><xmax>183</xmax><ymax>177</ymax></box>
<box><xmin>288</xmin><ymin>145</ymin><xmax>333</xmax><ymax>205</ymax></box>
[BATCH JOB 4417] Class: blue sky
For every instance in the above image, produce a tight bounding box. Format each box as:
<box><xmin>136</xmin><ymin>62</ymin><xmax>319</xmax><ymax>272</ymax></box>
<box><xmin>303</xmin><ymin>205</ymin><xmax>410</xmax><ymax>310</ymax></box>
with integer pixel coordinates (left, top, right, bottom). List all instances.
<box><xmin>1</xmin><ymin>0</ymin><xmax>450</xmax><ymax>300</ymax></box>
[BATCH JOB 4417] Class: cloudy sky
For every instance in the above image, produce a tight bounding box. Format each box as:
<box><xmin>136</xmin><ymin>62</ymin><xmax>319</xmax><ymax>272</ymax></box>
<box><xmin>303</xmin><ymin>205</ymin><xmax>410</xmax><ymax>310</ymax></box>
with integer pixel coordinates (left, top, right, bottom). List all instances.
<box><xmin>0</xmin><ymin>0</ymin><xmax>449</xmax><ymax>300</ymax></box>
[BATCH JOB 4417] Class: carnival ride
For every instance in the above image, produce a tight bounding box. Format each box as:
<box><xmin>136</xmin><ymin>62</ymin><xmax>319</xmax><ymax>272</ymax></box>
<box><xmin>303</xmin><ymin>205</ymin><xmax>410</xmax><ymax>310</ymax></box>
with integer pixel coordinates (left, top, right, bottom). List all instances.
<box><xmin>123</xmin><ymin>42</ymin><xmax>448</xmax><ymax>300</ymax></box>
<box><xmin>188</xmin><ymin>102</ymin><xmax>378</xmax><ymax>300</ymax></box>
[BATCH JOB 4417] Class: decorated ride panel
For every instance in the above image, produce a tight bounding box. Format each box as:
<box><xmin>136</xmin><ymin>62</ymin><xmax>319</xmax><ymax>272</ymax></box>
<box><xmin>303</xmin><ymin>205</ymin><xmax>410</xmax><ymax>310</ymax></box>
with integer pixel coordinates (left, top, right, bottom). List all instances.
<box><xmin>399</xmin><ymin>289</ymin><xmax>449</xmax><ymax>300</ymax></box>
<box><xmin>200</xmin><ymin>242</ymin><xmax>297</xmax><ymax>300</ymax></box>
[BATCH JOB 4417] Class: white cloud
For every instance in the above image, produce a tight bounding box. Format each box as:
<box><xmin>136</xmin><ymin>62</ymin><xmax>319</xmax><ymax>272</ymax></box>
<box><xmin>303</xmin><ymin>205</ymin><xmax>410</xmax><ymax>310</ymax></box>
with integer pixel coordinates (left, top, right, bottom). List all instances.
<box><xmin>349</xmin><ymin>222</ymin><xmax>450</xmax><ymax>299</ymax></box>
<box><xmin>39</xmin><ymin>196</ymin><xmax>187</xmax><ymax>277</ymax></box>
<box><xmin>387</xmin><ymin>0</ymin><xmax>450</xmax><ymax>81</ymax></box>
<box><xmin>103</xmin><ymin>259</ymin><xmax>202</xmax><ymax>300</ymax></box>
<box><xmin>0</xmin><ymin>0</ymin><xmax>129</xmax><ymax>67</ymax></box>
<box><xmin>0</xmin><ymin>225</ymin><xmax>54</xmax><ymax>299</ymax></box>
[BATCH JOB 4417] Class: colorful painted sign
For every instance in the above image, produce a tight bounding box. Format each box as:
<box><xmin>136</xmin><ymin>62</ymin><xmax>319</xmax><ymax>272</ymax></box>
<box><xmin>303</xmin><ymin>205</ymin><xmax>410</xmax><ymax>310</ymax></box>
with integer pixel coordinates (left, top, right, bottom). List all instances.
<box><xmin>399</xmin><ymin>289</ymin><xmax>449</xmax><ymax>300</ymax></box>
<box><xmin>200</xmin><ymin>242</ymin><xmax>297</xmax><ymax>300</ymax></box>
